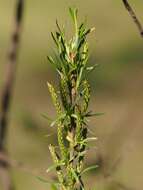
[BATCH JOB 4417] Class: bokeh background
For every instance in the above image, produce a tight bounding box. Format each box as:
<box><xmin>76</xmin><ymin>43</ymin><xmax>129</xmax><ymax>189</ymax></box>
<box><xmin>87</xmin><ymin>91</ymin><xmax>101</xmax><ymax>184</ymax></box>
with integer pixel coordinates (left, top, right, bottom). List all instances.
<box><xmin>0</xmin><ymin>0</ymin><xmax>143</xmax><ymax>189</ymax></box>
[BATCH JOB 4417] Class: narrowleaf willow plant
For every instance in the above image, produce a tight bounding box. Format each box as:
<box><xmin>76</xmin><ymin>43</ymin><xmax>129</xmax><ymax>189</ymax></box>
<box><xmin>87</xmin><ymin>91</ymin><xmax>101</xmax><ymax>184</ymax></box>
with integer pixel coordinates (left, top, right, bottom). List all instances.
<box><xmin>46</xmin><ymin>8</ymin><xmax>98</xmax><ymax>190</ymax></box>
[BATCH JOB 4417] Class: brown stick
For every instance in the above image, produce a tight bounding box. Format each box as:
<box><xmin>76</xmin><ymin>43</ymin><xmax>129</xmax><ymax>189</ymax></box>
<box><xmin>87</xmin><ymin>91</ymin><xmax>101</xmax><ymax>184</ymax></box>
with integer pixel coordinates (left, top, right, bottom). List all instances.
<box><xmin>0</xmin><ymin>0</ymin><xmax>24</xmax><ymax>189</ymax></box>
<box><xmin>122</xmin><ymin>0</ymin><xmax>143</xmax><ymax>37</ymax></box>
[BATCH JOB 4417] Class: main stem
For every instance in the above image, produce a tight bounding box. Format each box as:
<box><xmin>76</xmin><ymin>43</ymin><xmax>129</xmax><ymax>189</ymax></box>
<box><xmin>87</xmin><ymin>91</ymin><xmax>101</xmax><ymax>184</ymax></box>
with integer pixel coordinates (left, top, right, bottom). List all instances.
<box><xmin>68</xmin><ymin>73</ymin><xmax>77</xmax><ymax>189</ymax></box>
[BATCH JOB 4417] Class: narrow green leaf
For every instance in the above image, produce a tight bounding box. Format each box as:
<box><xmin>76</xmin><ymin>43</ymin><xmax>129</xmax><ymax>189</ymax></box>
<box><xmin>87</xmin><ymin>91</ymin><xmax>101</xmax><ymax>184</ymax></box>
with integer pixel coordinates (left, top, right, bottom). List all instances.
<box><xmin>71</xmin><ymin>168</ymin><xmax>80</xmax><ymax>183</ymax></box>
<box><xmin>47</xmin><ymin>56</ymin><xmax>55</xmax><ymax>65</ymax></box>
<box><xmin>37</xmin><ymin>176</ymin><xmax>49</xmax><ymax>183</ymax></box>
<box><xmin>81</xmin><ymin>165</ymin><xmax>98</xmax><ymax>175</ymax></box>
<box><xmin>85</xmin><ymin>112</ymin><xmax>105</xmax><ymax>117</ymax></box>
<box><xmin>83</xmin><ymin>137</ymin><xmax>98</xmax><ymax>142</ymax></box>
<box><xmin>51</xmin><ymin>32</ymin><xmax>58</xmax><ymax>47</ymax></box>
<box><xmin>69</xmin><ymin>7</ymin><xmax>78</xmax><ymax>33</ymax></box>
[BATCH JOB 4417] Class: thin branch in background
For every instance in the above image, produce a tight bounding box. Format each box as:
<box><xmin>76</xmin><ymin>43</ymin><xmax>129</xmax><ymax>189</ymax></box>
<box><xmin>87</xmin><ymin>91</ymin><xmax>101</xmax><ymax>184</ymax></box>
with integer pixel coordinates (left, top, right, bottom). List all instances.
<box><xmin>122</xmin><ymin>0</ymin><xmax>143</xmax><ymax>37</ymax></box>
<box><xmin>0</xmin><ymin>0</ymin><xmax>24</xmax><ymax>189</ymax></box>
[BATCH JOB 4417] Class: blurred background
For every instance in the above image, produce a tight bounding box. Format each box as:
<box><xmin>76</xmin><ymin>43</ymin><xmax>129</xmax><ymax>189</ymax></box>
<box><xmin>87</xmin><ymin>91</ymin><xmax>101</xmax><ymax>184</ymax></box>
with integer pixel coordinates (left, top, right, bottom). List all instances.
<box><xmin>0</xmin><ymin>0</ymin><xmax>143</xmax><ymax>189</ymax></box>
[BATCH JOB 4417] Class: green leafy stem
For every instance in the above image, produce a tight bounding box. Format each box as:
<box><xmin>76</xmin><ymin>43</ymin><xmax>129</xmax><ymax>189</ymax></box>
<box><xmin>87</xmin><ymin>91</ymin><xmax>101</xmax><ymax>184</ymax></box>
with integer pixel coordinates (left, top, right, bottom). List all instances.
<box><xmin>46</xmin><ymin>8</ymin><xmax>98</xmax><ymax>190</ymax></box>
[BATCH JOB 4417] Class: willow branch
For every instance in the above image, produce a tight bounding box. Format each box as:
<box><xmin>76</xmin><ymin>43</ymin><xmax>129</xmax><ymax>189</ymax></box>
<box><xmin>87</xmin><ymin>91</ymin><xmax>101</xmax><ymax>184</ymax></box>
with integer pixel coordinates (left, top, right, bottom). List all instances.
<box><xmin>0</xmin><ymin>0</ymin><xmax>24</xmax><ymax>189</ymax></box>
<box><xmin>122</xmin><ymin>0</ymin><xmax>143</xmax><ymax>37</ymax></box>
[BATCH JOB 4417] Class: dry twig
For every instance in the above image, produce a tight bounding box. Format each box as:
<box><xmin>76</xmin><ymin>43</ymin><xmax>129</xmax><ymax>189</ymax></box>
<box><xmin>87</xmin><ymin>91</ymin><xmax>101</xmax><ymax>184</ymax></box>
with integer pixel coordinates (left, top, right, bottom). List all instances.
<box><xmin>122</xmin><ymin>0</ymin><xmax>143</xmax><ymax>37</ymax></box>
<box><xmin>0</xmin><ymin>0</ymin><xmax>24</xmax><ymax>189</ymax></box>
